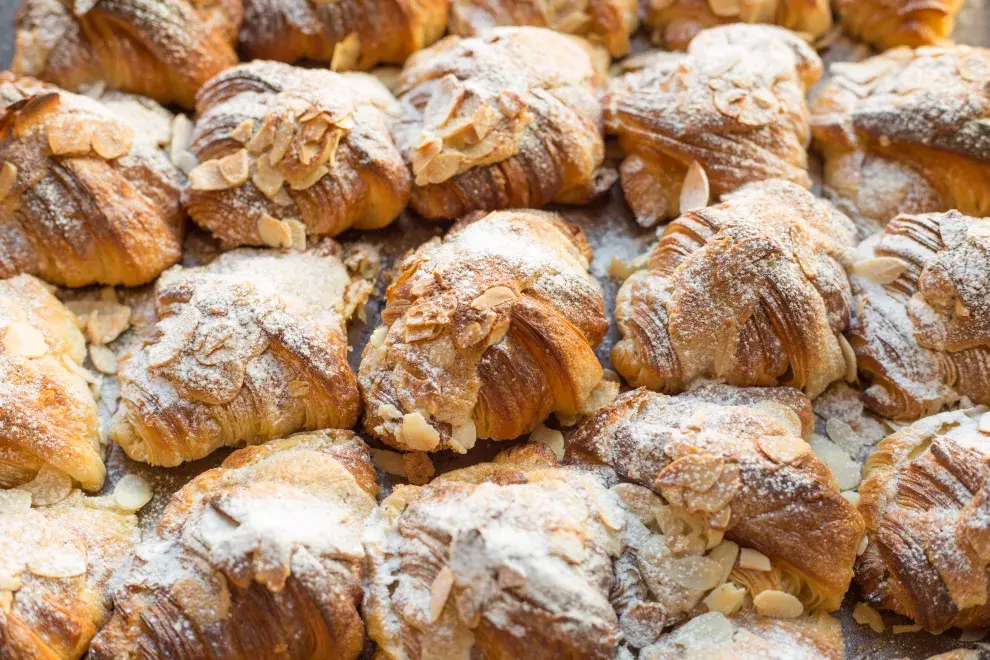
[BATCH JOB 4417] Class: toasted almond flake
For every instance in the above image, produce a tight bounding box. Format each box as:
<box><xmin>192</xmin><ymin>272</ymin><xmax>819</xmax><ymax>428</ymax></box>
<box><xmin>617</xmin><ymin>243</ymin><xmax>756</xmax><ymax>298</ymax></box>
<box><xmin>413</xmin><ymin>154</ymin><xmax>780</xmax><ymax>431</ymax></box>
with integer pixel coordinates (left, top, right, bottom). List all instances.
<box><xmin>959</xmin><ymin>629</ymin><xmax>987</xmax><ymax>641</ymax></box>
<box><xmin>957</xmin><ymin>54</ymin><xmax>990</xmax><ymax>82</ymax></box>
<box><xmin>269</xmin><ymin>121</ymin><xmax>295</xmax><ymax>164</ymax></box>
<box><xmin>679</xmin><ymin>161</ymin><xmax>709</xmax><ymax>213</ymax></box>
<box><xmin>257</xmin><ymin>214</ymin><xmax>293</xmax><ymax>249</ymax></box>
<box><xmin>400</xmin><ymin>412</ymin><xmax>440</xmax><ymax>451</ymax></box>
<box><xmin>61</xmin><ymin>354</ymin><xmax>95</xmax><ymax>384</ymax></box>
<box><xmin>657</xmin><ymin>453</ymin><xmax>723</xmax><ymax>492</ymax></box>
<box><xmin>429</xmin><ymin>566</ymin><xmax>455</xmax><ymax>622</ymax></box>
<box><xmin>113</xmin><ymin>474</ymin><xmax>152</xmax><ymax>512</ymax></box>
<box><xmin>708</xmin><ymin>540</ymin><xmax>739</xmax><ymax>584</ymax></box>
<box><xmin>738</xmin><ymin>548</ymin><xmax>772</xmax><ymax>571</ymax></box>
<box><xmin>892</xmin><ymin>624</ymin><xmax>923</xmax><ymax>634</ymax></box>
<box><xmin>852</xmin><ymin>256</ymin><xmax>907</xmax><ymax>284</ymax></box>
<box><xmin>229</xmin><ymin>119</ymin><xmax>255</xmax><ymax>144</ymax></box>
<box><xmin>703</xmin><ymin>582</ymin><xmax>746</xmax><ymax>615</ymax></box>
<box><xmin>857</xmin><ymin>535</ymin><xmax>869</xmax><ymax>555</ymax></box>
<box><xmin>218</xmin><ymin>149</ymin><xmax>249</xmax><ymax>186</ymax></box>
<box><xmin>530</xmin><ymin>423</ymin><xmax>565</xmax><ymax>460</ymax></box>
<box><xmin>287</xmin><ymin>165</ymin><xmax>328</xmax><ymax>190</ymax></box>
<box><xmin>753</xmin><ymin>590</ymin><xmax>803</xmax><ymax>618</ymax></box>
<box><xmin>170</xmin><ymin>114</ymin><xmax>193</xmax><ymax>163</ymax></box>
<box><xmin>979</xmin><ymin>414</ymin><xmax>990</xmax><ymax>434</ymax></box>
<box><xmin>331</xmin><ymin>32</ymin><xmax>362</xmax><ymax>71</ymax></box>
<box><xmin>672</xmin><ymin>612</ymin><xmax>735</xmax><ymax>647</ymax></box>
<box><xmin>378</xmin><ymin>403</ymin><xmax>403</xmax><ymax>420</ymax></box>
<box><xmin>403</xmin><ymin>451</ymin><xmax>435</xmax><ymax>485</ymax></box>
<box><xmin>853</xmin><ymin>602</ymin><xmax>885</xmax><ymax>633</ymax></box>
<box><xmin>370</xmin><ymin>449</ymin><xmax>406</xmax><ymax>476</ymax></box>
<box><xmin>173</xmin><ymin>150</ymin><xmax>198</xmax><ymax>174</ymax></box>
<box><xmin>841</xmin><ymin>490</ymin><xmax>861</xmax><ymax>506</ymax></box>
<box><xmin>671</xmin><ymin>555</ymin><xmax>724</xmax><ymax>590</ymax></box>
<box><xmin>839</xmin><ymin>333</ymin><xmax>858</xmax><ymax>382</ymax></box>
<box><xmin>252</xmin><ymin>154</ymin><xmax>286</xmax><ymax>198</ymax></box>
<box><xmin>707</xmin><ymin>0</ymin><xmax>740</xmax><ymax>16</ymax></box>
<box><xmin>27</xmin><ymin>546</ymin><xmax>87</xmax><ymax>579</ymax></box>
<box><xmin>91</xmin><ymin>120</ymin><xmax>133</xmax><ymax>159</ymax></box>
<box><xmin>2</xmin><ymin>322</ymin><xmax>48</xmax><ymax>358</ymax></box>
<box><xmin>83</xmin><ymin>301</ymin><xmax>131</xmax><ymax>345</ymax></box>
<box><xmin>0</xmin><ymin>489</ymin><xmax>32</xmax><ymax>511</ymax></box>
<box><xmin>419</xmin><ymin>152</ymin><xmax>462</xmax><ymax>186</ymax></box>
<box><xmin>471</xmin><ymin>286</ymin><xmax>516</xmax><ymax>310</ymax></box>
<box><xmin>246</xmin><ymin>117</ymin><xmax>276</xmax><ymax>153</ymax></box>
<box><xmin>189</xmin><ymin>160</ymin><xmax>230</xmax><ymax>191</ymax></box>
<box><xmin>757</xmin><ymin>435</ymin><xmax>811</xmax><ymax>464</ymax></box>
<box><xmin>47</xmin><ymin>117</ymin><xmax>93</xmax><ymax>155</ymax></box>
<box><xmin>0</xmin><ymin>161</ymin><xmax>17</xmax><ymax>200</ymax></box>
<box><xmin>287</xmin><ymin>380</ymin><xmax>310</xmax><ymax>397</ymax></box>
<box><xmin>450</xmin><ymin>418</ymin><xmax>478</xmax><ymax>454</ymax></box>
<box><xmin>808</xmin><ymin>433</ymin><xmax>861</xmax><ymax>491</ymax></box>
<box><xmin>89</xmin><ymin>344</ymin><xmax>117</xmax><ymax>374</ymax></box>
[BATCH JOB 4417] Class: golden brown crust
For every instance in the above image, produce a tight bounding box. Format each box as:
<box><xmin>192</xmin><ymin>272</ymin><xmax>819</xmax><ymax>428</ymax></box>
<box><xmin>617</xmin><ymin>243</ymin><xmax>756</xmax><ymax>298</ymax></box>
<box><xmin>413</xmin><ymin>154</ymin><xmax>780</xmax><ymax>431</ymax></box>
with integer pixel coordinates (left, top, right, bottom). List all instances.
<box><xmin>393</xmin><ymin>27</ymin><xmax>614</xmax><ymax>220</ymax></box>
<box><xmin>856</xmin><ymin>407</ymin><xmax>990</xmax><ymax>632</ymax></box>
<box><xmin>184</xmin><ymin>61</ymin><xmax>411</xmax><ymax>246</ymax></box>
<box><xmin>358</xmin><ymin>209</ymin><xmax>607</xmax><ymax>452</ymax></box>
<box><xmin>111</xmin><ymin>240</ymin><xmax>366</xmax><ymax>467</ymax></box>
<box><xmin>603</xmin><ymin>25</ymin><xmax>821</xmax><ymax>227</ymax></box>
<box><xmin>848</xmin><ymin>211</ymin><xmax>990</xmax><ymax>420</ymax></box>
<box><xmin>12</xmin><ymin>0</ymin><xmax>242</xmax><ymax>108</ymax></box>
<box><xmin>810</xmin><ymin>46</ymin><xmax>990</xmax><ymax>233</ymax></box>
<box><xmin>0</xmin><ymin>274</ymin><xmax>104</xmax><ymax>491</ymax></box>
<box><xmin>611</xmin><ymin>180</ymin><xmax>857</xmax><ymax>398</ymax></box>
<box><xmin>834</xmin><ymin>0</ymin><xmax>964</xmax><ymax>50</ymax></box>
<box><xmin>90</xmin><ymin>431</ymin><xmax>378</xmax><ymax>660</ymax></box>
<box><xmin>0</xmin><ymin>73</ymin><xmax>184</xmax><ymax>288</ymax></box>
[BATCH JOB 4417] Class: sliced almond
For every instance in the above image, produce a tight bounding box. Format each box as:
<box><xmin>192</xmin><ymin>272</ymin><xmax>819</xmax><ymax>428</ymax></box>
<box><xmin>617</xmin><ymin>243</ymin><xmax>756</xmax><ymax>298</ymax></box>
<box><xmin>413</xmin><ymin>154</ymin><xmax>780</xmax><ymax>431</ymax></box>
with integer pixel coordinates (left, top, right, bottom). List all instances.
<box><xmin>857</xmin><ymin>535</ymin><xmax>869</xmax><ymax>555</ymax></box>
<box><xmin>91</xmin><ymin>120</ymin><xmax>133</xmax><ymax>159</ymax></box>
<box><xmin>246</xmin><ymin>117</ymin><xmax>276</xmax><ymax>153</ymax></box>
<box><xmin>400</xmin><ymin>412</ymin><xmax>440</xmax><ymax>451</ymax></box>
<box><xmin>707</xmin><ymin>0</ymin><xmax>741</xmax><ymax>16</ymax></box>
<box><xmin>471</xmin><ymin>286</ymin><xmax>516</xmax><ymax>311</ymax></box>
<box><xmin>113</xmin><ymin>474</ymin><xmax>152</xmax><ymax>512</ymax></box>
<box><xmin>979</xmin><ymin>414</ymin><xmax>990</xmax><ymax>435</ymax></box>
<box><xmin>268</xmin><ymin>121</ymin><xmax>295</xmax><ymax>165</ymax></box>
<box><xmin>47</xmin><ymin>117</ymin><xmax>93</xmax><ymax>156</ymax></box>
<box><xmin>703</xmin><ymin>582</ymin><xmax>746</xmax><ymax>615</ymax></box>
<box><xmin>0</xmin><ymin>161</ymin><xmax>18</xmax><ymax>200</ymax></box>
<box><xmin>839</xmin><ymin>333</ymin><xmax>858</xmax><ymax>382</ymax></box>
<box><xmin>892</xmin><ymin>624</ymin><xmax>923</xmax><ymax>634</ymax></box>
<box><xmin>852</xmin><ymin>601</ymin><xmax>885</xmax><ymax>633</ymax></box>
<box><xmin>15</xmin><ymin>466</ymin><xmax>72</xmax><ymax>506</ymax></box>
<box><xmin>377</xmin><ymin>403</ymin><xmax>404</xmax><ymax>420</ymax></box>
<box><xmin>83</xmin><ymin>301</ymin><xmax>131</xmax><ymax>345</ymax></box>
<box><xmin>670</xmin><ymin>555</ymin><xmax>724</xmax><ymax>590</ymax></box>
<box><xmin>2</xmin><ymin>322</ymin><xmax>49</xmax><ymax>358</ymax></box>
<box><xmin>419</xmin><ymin>152</ymin><xmax>462</xmax><ymax>186</ymax></box>
<box><xmin>188</xmin><ymin>160</ymin><xmax>231</xmax><ymax>191</ymax></box>
<box><xmin>738</xmin><ymin>547</ymin><xmax>771</xmax><ymax>571</ymax></box>
<box><xmin>286</xmin><ymin>164</ymin><xmax>328</xmax><ymax>190</ymax></box>
<box><xmin>27</xmin><ymin>545</ymin><xmax>87</xmax><ymax>579</ymax></box>
<box><xmin>173</xmin><ymin>150</ymin><xmax>198</xmax><ymax>174</ymax></box>
<box><xmin>370</xmin><ymin>449</ymin><xmax>406</xmax><ymax>476</ymax></box>
<box><xmin>89</xmin><ymin>344</ymin><xmax>117</xmax><ymax>374</ymax></box>
<box><xmin>449</xmin><ymin>419</ymin><xmax>477</xmax><ymax>454</ymax></box>
<box><xmin>757</xmin><ymin>435</ymin><xmax>811</xmax><ymax>464</ymax></box>
<box><xmin>852</xmin><ymin>256</ymin><xmax>907</xmax><ymax>284</ymax></box>
<box><xmin>331</xmin><ymin>32</ymin><xmax>362</xmax><ymax>71</ymax></box>
<box><xmin>257</xmin><ymin>214</ymin><xmax>293</xmax><ymax>249</ymax></box>
<box><xmin>753</xmin><ymin>590</ymin><xmax>803</xmax><ymax>618</ymax></box>
<box><xmin>841</xmin><ymin>490</ymin><xmax>860</xmax><ymax>506</ymax></box>
<box><xmin>252</xmin><ymin>153</ymin><xmax>286</xmax><ymax>199</ymax></box>
<box><xmin>530</xmin><ymin>423</ymin><xmax>565</xmax><ymax>460</ymax></box>
<box><xmin>657</xmin><ymin>454</ymin><xmax>723</xmax><ymax>492</ymax></box>
<box><xmin>229</xmin><ymin>119</ymin><xmax>255</xmax><ymax>144</ymax></box>
<box><xmin>218</xmin><ymin>149</ymin><xmax>249</xmax><ymax>186</ymax></box>
<box><xmin>708</xmin><ymin>539</ymin><xmax>739</xmax><ymax>584</ymax></box>
<box><xmin>679</xmin><ymin>161</ymin><xmax>709</xmax><ymax>213</ymax></box>
<box><xmin>429</xmin><ymin>566</ymin><xmax>455</xmax><ymax>622</ymax></box>
<box><xmin>170</xmin><ymin>114</ymin><xmax>193</xmax><ymax>163</ymax></box>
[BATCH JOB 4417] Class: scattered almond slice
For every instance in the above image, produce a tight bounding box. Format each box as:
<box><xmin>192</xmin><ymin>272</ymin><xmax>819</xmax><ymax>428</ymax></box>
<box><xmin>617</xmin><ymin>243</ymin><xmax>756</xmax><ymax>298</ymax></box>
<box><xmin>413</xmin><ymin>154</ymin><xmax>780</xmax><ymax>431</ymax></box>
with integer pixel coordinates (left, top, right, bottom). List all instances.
<box><xmin>91</xmin><ymin>120</ymin><xmax>133</xmax><ymax>159</ymax></box>
<box><xmin>841</xmin><ymin>490</ymin><xmax>860</xmax><ymax>506</ymax></box>
<box><xmin>371</xmin><ymin>449</ymin><xmax>407</xmax><ymax>477</ymax></box>
<box><xmin>670</xmin><ymin>555</ymin><xmax>724</xmax><ymax>590</ymax></box>
<box><xmin>429</xmin><ymin>566</ymin><xmax>454</xmax><ymax>622</ymax></box>
<box><xmin>757</xmin><ymin>435</ymin><xmax>811</xmax><ymax>464</ymax></box>
<box><xmin>47</xmin><ymin>117</ymin><xmax>93</xmax><ymax>155</ymax></box>
<box><xmin>257</xmin><ymin>214</ymin><xmax>293</xmax><ymax>249</ymax></box>
<box><xmin>959</xmin><ymin>629</ymin><xmax>987</xmax><ymax>642</ymax></box>
<box><xmin>449</xmin><ymin>419</ymin><xmax>477</xmax><ymax>454</ymax></box>
<box><xmin>189</xmin><ymin>160</ymin><xmax>231</xmax><ymax>191</ymax></box>
<box><xmin>89</xmin><ymin>344</ymin><xmax>117</xmax><ymax>374</ymax></box>
<box><xmin>15</xmin><ymin>466</ymin><xmax>72</xmax><ymax>506</ymax></box>
<box><xmin>530</xmin><ymin>422</ymin><xmax>565</xmax><ymax>460</ymax></box>
<box><xmin>852</xmin><ymin>256</ymin><xmax>907</xmax><ymax>284</ymax></box>
<box><xmin>27</xmin><ymin>545</ymin><xmax>87</xmax><ymax>579</ymax></box>
<box><xmin>838</xmin><ymin>334</ymin><xmax>858</xmax><ymax>383</ymax></box>
<box><xmin>113</xmin><ymin>474</ymin><xmax>152</xmax><ymax>512</ymax></box>
<box><xmin>857</xmin><ymin>535</ymin><xmax>869</xmax><ymax>555</ymax></box>
<box><xmin>703</xmin><ymin>582</ymin><xmax>746</xmax><ymax>615</ymax></box>
<box><xmin>853</xmin><ymin>601</ymin><xmax>885</xmax><ymax>633</ymax></box>
<box><xmin>170</xmin><ymin>114</ymin><xmax>193</xmax><ymax>163</ymax></box>
<box><xmin>679</xmin><ymin>161</ymin><xmax>709</xmax><ymax>213</ymax></box>
<box><xmin>471</xmin><ymin>286</ymin><xmax>516</xmax><ymax>310</ymax></box>
<box><xmin>331</xmin><ymin>32</ymin><xmax>362</xmax><ymax>71</ymax></box>
<box><xmin>738</xmin><ymin>547</ymin><xmax>771</xmax><ymax>571</ymax></box>
<box><xmin>753</xmin><ymin>590</ymin><xmax>803</xmax><ymax>618</ymax></box>
<box><xmin>400</xmin><ymin>412</ymin><xmax>440</xmax><ymax>451</ymax></box>
<box><xmin>218</xmin><ymin>149</ymin><xmax>249</xmax><ymax>186</ymax></box>
<box><xmin>229</xmin><ymin>119</ymin><xmax>255</xmax><ymax>144</ymax></box>
<box><xmin>2</xmin><ymin>322</ymin><xmax>48</xmax><ymax>358</ymax></box>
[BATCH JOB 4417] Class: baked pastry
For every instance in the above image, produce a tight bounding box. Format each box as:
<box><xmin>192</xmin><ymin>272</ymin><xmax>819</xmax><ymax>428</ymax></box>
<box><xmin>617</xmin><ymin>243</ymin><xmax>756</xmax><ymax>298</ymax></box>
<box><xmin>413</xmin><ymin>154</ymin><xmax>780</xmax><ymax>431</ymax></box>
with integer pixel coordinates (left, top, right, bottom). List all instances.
<box><xmin>90</xmin><ymin>430</ymin><xmax>378</xmax><ymax>659</ymax></box>
<box><xmin>12</xmin><ymin>0</ymin><xmax>241</xmax><ymax>108</ymax></box>
<box><xmin>393</xmin><ymin>27</ymin><xmax>614</xmax><ymax>220</ymax></box>
<box><xmin>448</xmin><ymin>0</ymin><xmax>639</xmax><ymax>57</ymax></box>
<box><xmin>0</xmin><ymin>274</ymin><xmax>104</xmax><ymax>492</ymax></box>
<box><xmin>363</xmin><ymin>443</ymin><xmax>625</xmax><ymax>659</ymax></box>
<box><xmin>111</xmin><ymin>241</ymin><xmax>370</xmax><ymax>467</ymax></box>
<box><xmin>856</xmin><ymin>407</ymin><xmax>990</xmax><ymax>632</ymax></box>
<box><xmin>834</xmin><ymin>0</ymin><xmax>964</xmax><ymax>51</ymax></box>
<box><xmin>184</xmin><ymin>61</ymin><xmax>410</xmax><ymax>247</ymax></box>
<box><xmin>810</xmin><ymin>45</ymin><xmax>990</xmax><ymax>236</ymax></box>
<box><xmin>569</xmin><ymin>384</ymin><xmax>865</xmax><ymax>620</ymax></box>
<box><xmin>611</xmin><ymin>180</ymin><xmax>857</xmax><ymax>398</ymax></box>
<box><xmin>644</xmin><ymin>0</ymin><xmax>831</xmax><ymax>51</ymax></box>
<box><xmin>0</xmin><ymin>73</ymin><xmax>185</xmax><ymax>287</ymax></box>
<box><xmin>0</xmin><ymin>489</ymin><xmax>140</xmax><ymax>659</ymax></box>
<box><xmin>359</xmin><ymin>209</ymin><xmax>607</xmax><ymax>452</ymax></box>
<box><xmin>603</xmin><ymin>25</ymin><xmax>822</xmax><ymax>227</ymax></box>
<box><xmin>848</xmin><ymin>210</ymin><xmax>990</xmax><ymax>420</ymax></box>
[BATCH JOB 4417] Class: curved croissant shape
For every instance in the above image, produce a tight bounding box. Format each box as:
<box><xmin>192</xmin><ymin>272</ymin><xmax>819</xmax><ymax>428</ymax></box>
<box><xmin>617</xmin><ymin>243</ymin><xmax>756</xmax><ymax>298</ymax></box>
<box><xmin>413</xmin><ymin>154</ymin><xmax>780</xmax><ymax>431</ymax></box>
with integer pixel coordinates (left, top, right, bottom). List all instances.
<box><xmin>185</xmin><ymin>61</ymin><xmax>410</xmax><ymax>247</ymax></box>
<box><xmin>834</xmin><ymin>0</ymin><xmax>964</xmax><ymax>51</ymax></box>
<box><xmin>857</xmin><ymin>407</ymin><xmax>990</xmax><ymax>632</ymax></box>
<box><xmin>612</xmin><ymin>180</ymin><xmax>857</xmax><ymax>398</ymax></box>
<box><xmin>644</xmin><ymin>0</ymin><xmax>831</xmax><ymax>52</ymax></box>
<box><xmin>91</xmin><ymin>431</ymin><xmax>378</xmax><ymax>659</ymax></box>
<box><xmin>359</xmin><ymin>209</ymin><xmax>607</xmax><ymax>452</ymax></box>
<box><xmin>0</xmin><ymin>274</ymin><xmax>104</xmax><ymax>491</ymax></box>
<box><xmin>570</xmin><ymin>384</ymin><xmax>866</xmax><ymax>617</ymax></box>
<box><xmin>0</xmin><ymin>73</ymin><xmax>184</xmax><ymax>287</ymax></box>
<box><xmin>0</xmin><ymin>491</ymin><xmax>139</xmax><ymax>660</ymax></box>
<box><xmin>364</xmin><ymin>443</ymin><xmax>625</xmax><ymax>660</ymax></box>
<box><xmin>393</xmin><ymin>27</ymin><xmax>614</xmax><ymax>220</ymax></box>
<box><xmin>111</xmin><ymin>241</ymin><xmax>367</xmax><ymax>467</ymax></box>
<box><xmin>238</xmin><ymin>0</ymin><xmax>448</xmax><ymax>70</ymax></box>
<box><xmin>848</xmin><ymin>210</ymin><xmax>990</xmax><ymax>420</ymax></box>
<box><xmin>810</xmin><ymin>46</ymin><xmax>990</xmax><ymax>237</ymax></box>
<box><xmin>603</xmin><ymin>25</ymin><xmax>821</xmax><ymax>227</ymax></box>
<box><xmin>449</xmin><ymin>0</ymin><xmax>639</xmax><ymax>57</ymax></box>
<box><xmin>12</xmin><ymin>0</ymin><xmax>242</xmax><ymax>108</ymax></box>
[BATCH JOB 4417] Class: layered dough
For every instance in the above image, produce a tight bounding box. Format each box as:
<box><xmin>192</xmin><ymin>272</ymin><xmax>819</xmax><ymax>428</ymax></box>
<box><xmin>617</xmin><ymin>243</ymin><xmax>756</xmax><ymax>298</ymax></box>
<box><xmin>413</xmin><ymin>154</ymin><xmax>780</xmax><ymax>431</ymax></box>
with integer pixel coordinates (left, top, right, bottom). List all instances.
<box><xmin>834</xmin><ymin>0</ymin><xmax>964</xmax><ymax>50</ymax></box>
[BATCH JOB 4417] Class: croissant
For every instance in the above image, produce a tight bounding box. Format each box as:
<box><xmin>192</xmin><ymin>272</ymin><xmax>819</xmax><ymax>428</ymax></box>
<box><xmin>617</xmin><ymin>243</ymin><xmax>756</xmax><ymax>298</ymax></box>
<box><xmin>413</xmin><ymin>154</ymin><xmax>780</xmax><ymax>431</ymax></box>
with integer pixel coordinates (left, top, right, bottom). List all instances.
<box><xmin>393</xmin><ymin>27</ymin><xmax>614</xmax><ymax>220</ymax></box>
<box><xmin>644</xmin><ymin>0</ymin><xmax>831</xmax><ymax>51</ymax></box>
<box><xmin>603</xmin><ymin>25</ymin><xmax>821</xmax><ymax>227</ymax></box>
<box><xmin>12</xmin><ymin>0</ymin><xmax>241</xmax><ymax>108</ymax></box>
<box><xmin>0</xmin><ymin>73</ymin><xmax>185</xmax><ymax>287</ymax></box>
<box><xmin>569</xmin><ymin>384</ymin><xmax>865</xmax><ymax>620</ymax></box>
<box><xmin>364</xmin><ymin>442</ymin><xmax>625</xmax><ymax>660</ymax></box>
<box><xmin>184</xmin><ymin>61</ymin><xmax>410</xmax><ymax>247</ymax></box>
<box><xmin>0</xmin><ymin>489</ymin><xmax>139</xmax><ymax>659</ymax></box>
<box><xmin>611</xmin><ymin>180</ymin><xmax>857</xmax><ymax>398</ymax></box>
<box><xmin>847</xmin><ymin>210</ymin><xmax>990</xmax><ymax>420</ymax></box>
<box><xmin>810</xmin><ymin>45</ymin><xmax>990</xmax><ymax>236</ymax></box>
<box><xmin>856</xmin><ymin>407</ymin><xmax>990</xmax><ymax>632</ymax></box>
<box><xmin>90</xmin><ymin>430</ymin><xmax>379</xmax><ymax>659</ymax></box>
<box><xmin>359</xmin><ymin>209</ymin><xmax>608</xmax><ymax>452</ymax></box>
<box><xmin>834</xmin><ymin>0</ymin><xmax>964</xmax><ymax>50</ymax></box>
<box><xmin>238</xmin><ymin>0</ymin><xmax>447</xmax><ymax>70</ymax></box>
<box><xmin>111</xmin><ymin>240</ymin><xmax>369</xmax><ymax>467</ymax></box>
<box><xmin>448</xmin><ymin>0</ymin><xmax>639</xmax><ymax>57</ymax></box>
<box><xmin>0</xmin><ymin>274</ymin><xmax>104</xmax><ymax>492</ymax></box>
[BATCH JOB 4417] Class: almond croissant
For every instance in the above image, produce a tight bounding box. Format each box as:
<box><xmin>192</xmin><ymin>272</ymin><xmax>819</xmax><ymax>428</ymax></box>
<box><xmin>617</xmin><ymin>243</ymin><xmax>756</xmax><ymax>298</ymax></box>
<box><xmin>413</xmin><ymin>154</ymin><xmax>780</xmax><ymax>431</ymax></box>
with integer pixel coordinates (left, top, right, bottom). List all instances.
<box><xmin>810</xmin><ymin>46</ymin><xmax>990</xmax><ymax>237</ymax></box>
<box><xmin>856</xmin><ymin>407</ymin><xmax>990</xmax><ymax>632</ymax></box>
<box><xmin>393</xmin><ymin>27</ymin><xmax>614</xmax><ymax>220</ymax></box>
<box><xmin>612</xmin><ymin>180</ymin><xmax>857</xmax><ymax>398</ymax></box>
<box><xmin>363</xmin><ymin>443</ymin><xmax>625</xmax><ymax>660</ymax></box>
<box><xmin>603</xmin><ymin>25</ymin><xmax>822</xmax><ymax>227</ymax></box>
<box><xmin>90</xmin><ymin>430</ymin><xmax>378</xmax><ymax>659</ymax></box>
<box><xmin>111</xmin><ymin>241</ymin><xmax>369</xmax><ymax>467</ymax></box>
<box><xmin>0</xmin><ymin>73</ymin><xmax>185</xmax><ymax>287</ymax></box>
<box><xmin>184</xmin><ymin>61</ymin><xmax>410</xmax><ymax>247</ymax></box>
<box><xmin>12</xmin><ymin>0</ymin><xmax>242</xmax><ymax>108</ymax></box>
<box><xmin>359</xmin><ymin>209</ymin><xmax>608</xmax><ymax>452</ymax></box>
<box><xmin>848</xmin><ymin>210</ymin><xmax>990</xmax><ymax>420</ymax></box>
<box><xmin>0</xmin><ymin>274</ymin><xmax>104</xmax><ymax>492</ymax></box>
<box><xmin>834</xmin><ymin>0</ymin><xmax>963</xmax><ymax>51</ymax></box>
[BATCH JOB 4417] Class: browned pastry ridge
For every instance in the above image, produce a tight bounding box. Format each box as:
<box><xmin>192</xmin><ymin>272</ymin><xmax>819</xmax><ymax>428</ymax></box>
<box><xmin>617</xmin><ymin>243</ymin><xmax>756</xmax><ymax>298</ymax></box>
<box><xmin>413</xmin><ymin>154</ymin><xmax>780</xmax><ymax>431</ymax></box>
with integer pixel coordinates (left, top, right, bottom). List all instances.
<box><xmin>0</xmin><ymin>490</ymin><xmax>139</xmax><ymax>660</ymax></box>
<box><xmin>359</xmin><ymin>209</ymin><xmax>607</xmax><ymax>452</ymax></box>
<box><xmin>856</xmin><ymin>407</ymin><xmax>990</xmax><ymax>633</ymax></box>
<box><xmin>184</xmin><ymin>61</ymin><xmax>410</xmax><ymax>248</ymax></box>
<box><xmin>611</xmin><ymin>180</ymin><xmax>858</xmax><ymax>398</ymax></box>
<box><xmin>810</xmin><ymin>45</ymin><xmax>990</xmax><ymax>237</ymax></box>
<box><xmin>448</xmin><ymin>0</ymin><xmax>639</xmax><ymax>57</ymax></box>
<box><xmin>847</xmin><ymin>210</ymin><xmax>990</xmax><ymax>420</ymax></box>
<box><xmin>834</xmin><ymin>0</ymin><xmax>964</xmax><ymax>51</ymax></box>
<box><xmin>603</xmin><ymin>24</ymin><xmax>822</xmax><ymax>227</ymax></box>
<box><xmin>90</xmin><ymin>431</ymin><xmax>379</xmax><ymax>659</ymax></box>
<box><xmin>238</xmin><ymin>0</ymin><xmax>448</xmax><ymax>70</ymax></box>
<box><xmin>0</xmin><ymin>73</ymin><xmax>185</xmax><ymax>287</ymax></box>
<box><xmin>111</xmin><ymin>241</ymin><xmax>370</xmax><ymax>467</ymax></box>
<box><xmin>363</xmin><ymin>443</ymin><xmax>626</xmax><ymax>660</ymax></box>
<box><xmin>0</xmin><ymin>274</ymin><xmax>104</xmax><ymax>492</ymax></box>
<box><xmin>12</xmin><ymin>0</ymin><xmax>242</xmax><ymax>108</ymax></box>
<box><xmin>393</xmin><ymin>26</ymin><xmax>614</xmax><ymax>220</ymax></box>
